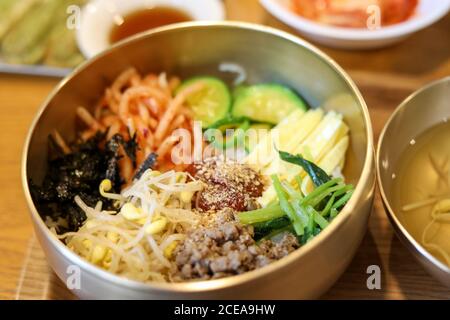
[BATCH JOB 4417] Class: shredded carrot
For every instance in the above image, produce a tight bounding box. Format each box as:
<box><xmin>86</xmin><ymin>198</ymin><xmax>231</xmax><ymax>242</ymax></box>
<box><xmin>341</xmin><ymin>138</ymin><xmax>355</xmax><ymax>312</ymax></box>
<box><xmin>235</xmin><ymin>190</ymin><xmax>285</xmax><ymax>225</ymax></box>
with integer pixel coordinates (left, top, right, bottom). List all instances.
<box><xmin>52</xmin><ymin>130</ymin><xmax>71</xmax><ymax>155</ymax></box>
<box><xmin>154</xmin><ymin>82</ymin><xmax>204</xmax><ymax>143</ymax></box>
<box><xmin>75</xmin><ymin>69</ymin><xmax>197</xmax><ymax>184</ymax></box>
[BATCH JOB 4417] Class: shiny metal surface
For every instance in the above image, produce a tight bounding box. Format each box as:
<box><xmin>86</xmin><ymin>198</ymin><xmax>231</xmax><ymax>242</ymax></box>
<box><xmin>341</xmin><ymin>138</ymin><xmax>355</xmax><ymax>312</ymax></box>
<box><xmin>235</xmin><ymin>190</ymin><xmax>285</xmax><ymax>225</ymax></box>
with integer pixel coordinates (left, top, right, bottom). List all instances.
<box><xmin>22</xmin><ymin>21</ymin><xmax>375</xmax><ymax>299</ymax></box>
<box><xmin>377</xmin><ymin>77</ymin><xmax>450</xmax><ymax>288</ymax></box>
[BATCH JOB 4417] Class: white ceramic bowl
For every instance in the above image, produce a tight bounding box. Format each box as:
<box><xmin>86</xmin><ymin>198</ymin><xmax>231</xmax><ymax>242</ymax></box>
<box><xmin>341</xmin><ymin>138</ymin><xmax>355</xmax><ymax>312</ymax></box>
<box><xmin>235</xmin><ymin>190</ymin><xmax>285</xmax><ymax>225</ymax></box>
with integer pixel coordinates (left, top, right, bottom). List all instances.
<box><xmin>260</xmin><ymin>0</ymin><xmax>450</xmax><ymax>49</ymax></box>
<box><xmin>76</xmin><ymin>0</ymin><xmax>225</xmax><ymax>58</ymax></box>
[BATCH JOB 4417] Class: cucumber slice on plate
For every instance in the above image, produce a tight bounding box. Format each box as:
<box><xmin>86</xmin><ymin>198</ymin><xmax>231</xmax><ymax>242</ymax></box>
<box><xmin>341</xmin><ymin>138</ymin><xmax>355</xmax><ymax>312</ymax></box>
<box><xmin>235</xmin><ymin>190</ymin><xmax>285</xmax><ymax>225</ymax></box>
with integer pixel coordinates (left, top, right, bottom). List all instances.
<box><xmin>232</xmin><ymin>84</ymin><xmax>307</xmax><ymax>124</ymax></box>
<box><xmin>177</xmin><ymin>76</ymin><xmax>231</xmax><ymax>127</ymax></box>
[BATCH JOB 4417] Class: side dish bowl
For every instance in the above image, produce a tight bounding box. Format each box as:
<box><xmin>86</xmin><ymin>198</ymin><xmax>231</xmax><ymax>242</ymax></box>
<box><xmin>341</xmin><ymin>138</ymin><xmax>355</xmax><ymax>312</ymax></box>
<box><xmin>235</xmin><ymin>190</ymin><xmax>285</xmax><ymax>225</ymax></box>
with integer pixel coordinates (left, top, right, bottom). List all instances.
<box><xmin>260</xmin><ymin>0</ymin><xmax>450</xmax><ymax>49</ymax></box>
<box><xmin>377</xmin><ymin>77</ymin><xmax>450</xmax><ymax>288</ymax></box>
<box><xmin>22</xmin><ymin>22</ymin><xmax>375</xmax><ymax>299</ymax></box>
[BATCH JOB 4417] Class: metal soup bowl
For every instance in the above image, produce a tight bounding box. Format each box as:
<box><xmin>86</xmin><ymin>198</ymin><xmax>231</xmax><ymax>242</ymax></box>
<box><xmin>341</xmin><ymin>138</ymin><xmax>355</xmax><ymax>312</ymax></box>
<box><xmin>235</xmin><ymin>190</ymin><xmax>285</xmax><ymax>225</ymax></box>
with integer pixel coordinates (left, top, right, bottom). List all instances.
<box><xmin>22</xmin><ymin>22</ymin><xmax>375</xmax><ymax>299</ymax></box>
<box><xmin>377</xmin><ymin>77</ymin><xmax>450</xmax><ymax>288</ymax></box>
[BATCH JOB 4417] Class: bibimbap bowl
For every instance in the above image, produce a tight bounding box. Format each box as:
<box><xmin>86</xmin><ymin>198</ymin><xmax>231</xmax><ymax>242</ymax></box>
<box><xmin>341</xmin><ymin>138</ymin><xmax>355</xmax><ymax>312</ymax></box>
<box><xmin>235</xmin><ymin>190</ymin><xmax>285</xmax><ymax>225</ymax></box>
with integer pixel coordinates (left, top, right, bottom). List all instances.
<box><xmin>22</xmin><ymin>22</ymin><xmax>375</xmax><ymax>299</ymax></box>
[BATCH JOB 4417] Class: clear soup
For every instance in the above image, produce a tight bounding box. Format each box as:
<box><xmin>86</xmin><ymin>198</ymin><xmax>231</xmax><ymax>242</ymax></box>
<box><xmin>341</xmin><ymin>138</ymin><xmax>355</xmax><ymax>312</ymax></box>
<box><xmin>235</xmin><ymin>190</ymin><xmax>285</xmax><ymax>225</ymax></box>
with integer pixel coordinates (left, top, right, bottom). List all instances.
<box><xmin>393</xmin><ymin>121</ymin><xmax>450</xmax><ymax>266</ymax></box>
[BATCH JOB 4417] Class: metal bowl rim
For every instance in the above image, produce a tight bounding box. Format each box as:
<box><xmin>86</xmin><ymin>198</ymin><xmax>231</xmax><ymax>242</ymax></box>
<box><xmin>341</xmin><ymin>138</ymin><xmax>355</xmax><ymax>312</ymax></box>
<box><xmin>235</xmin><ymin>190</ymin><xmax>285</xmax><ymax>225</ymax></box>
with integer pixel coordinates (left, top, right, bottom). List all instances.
<box><xmin>22</xmin><ymin>21</ymin><xmax>375</xmax><ymax>293</ymax></box>
<box><xmin>376</xmin><ymin>76</ymin><xmax>450</xmax><ymax>275</ymax></box>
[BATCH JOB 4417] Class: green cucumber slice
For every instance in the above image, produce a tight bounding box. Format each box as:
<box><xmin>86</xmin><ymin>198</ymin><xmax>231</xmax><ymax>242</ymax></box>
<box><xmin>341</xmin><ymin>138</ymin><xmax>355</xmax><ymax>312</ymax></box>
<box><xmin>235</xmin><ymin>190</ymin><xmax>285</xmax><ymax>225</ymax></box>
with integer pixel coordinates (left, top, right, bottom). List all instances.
<box><xmin>177</xmin><ymin>76</ymin><xmax>231</xmax><ymax>127</ymax></box>
<box><xmin>232</xmin><ymin>84</ymin><xmax>248</xmax><ymax>100</ymax></box>
<box><xmin>231</xmin><ymin>84</ymin><xmax>307</xmax><ymax>124</ymax></box>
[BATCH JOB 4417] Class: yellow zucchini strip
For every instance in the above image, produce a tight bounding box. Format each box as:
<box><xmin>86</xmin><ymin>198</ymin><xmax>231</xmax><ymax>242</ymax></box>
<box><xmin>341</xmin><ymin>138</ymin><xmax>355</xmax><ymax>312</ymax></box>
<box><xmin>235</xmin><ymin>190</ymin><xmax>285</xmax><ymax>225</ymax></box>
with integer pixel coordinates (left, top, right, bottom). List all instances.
<box><xmin>257</xmin><ymin>110</ymin><xmax>349</xmax><ymax>206</ymax></box>
<box><xmin>245</xmin><ymin>108</ymin><xmax>307</xmax><ymax>168</ymax></box>
<box><xmin>301</xmin><ymin>135</ymin><xmax>349</xmax><ymax>195</ymax></box>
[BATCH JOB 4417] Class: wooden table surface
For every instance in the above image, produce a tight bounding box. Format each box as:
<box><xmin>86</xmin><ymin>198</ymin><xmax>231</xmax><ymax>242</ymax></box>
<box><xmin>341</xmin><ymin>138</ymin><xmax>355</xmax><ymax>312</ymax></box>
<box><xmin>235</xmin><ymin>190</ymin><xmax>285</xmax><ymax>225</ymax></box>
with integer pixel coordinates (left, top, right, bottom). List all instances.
<box><xmin>1</xmin><ymin>0</ymin><xmax>449</xmax><ymax>300</ymax></box>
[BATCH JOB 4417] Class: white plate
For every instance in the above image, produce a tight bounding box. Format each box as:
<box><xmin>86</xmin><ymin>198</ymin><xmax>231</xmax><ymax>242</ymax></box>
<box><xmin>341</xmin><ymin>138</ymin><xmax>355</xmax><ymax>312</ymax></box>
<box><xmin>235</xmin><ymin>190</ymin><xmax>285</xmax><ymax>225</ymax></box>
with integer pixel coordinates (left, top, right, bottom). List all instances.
<box><xmin>77</xmin><ymin>0</ymin><xmax>225</xmax><ymax>58</ymax></box>
<box><xmin>260</xmin><ymin>0</ymin><xmax>450</xmax><ymax>49</ymax></box>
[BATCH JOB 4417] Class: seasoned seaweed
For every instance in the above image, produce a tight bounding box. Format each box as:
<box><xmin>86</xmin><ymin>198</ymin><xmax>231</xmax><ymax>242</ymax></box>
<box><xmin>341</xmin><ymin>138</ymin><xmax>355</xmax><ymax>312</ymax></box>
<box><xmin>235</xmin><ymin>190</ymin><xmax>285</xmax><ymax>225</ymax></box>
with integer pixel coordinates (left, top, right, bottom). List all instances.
<box><xmin>123</xmin><ymin>133</ymin><xmax>139</xmax><ymax>168</ymax></box>
<box><xmin>29</xmin><ymin>131</ymin><xmax>152</xmax><ymax>233</ymax></box>
<box><xmin>133</xmin><ymin>152</ymin><xmax>158</xmax><ymax>180</ymax></box>
<box><xmin>104</xmin><ymin>134</ymin><xmax>124</xmax><ymax>193</ymax></box>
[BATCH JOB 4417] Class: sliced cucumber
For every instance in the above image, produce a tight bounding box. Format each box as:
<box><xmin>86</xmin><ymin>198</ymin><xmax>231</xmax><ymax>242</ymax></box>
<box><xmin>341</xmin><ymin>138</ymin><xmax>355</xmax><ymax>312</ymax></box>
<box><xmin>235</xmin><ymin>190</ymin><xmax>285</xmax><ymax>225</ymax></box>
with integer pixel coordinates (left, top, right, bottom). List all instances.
<box><xmin>177</xmin><ymin>76</ymin><xmax>231</xmax><ymax>127</ymax></box>
<box><xmin>207</xmin><ymin>120</ymin><xmax>250</xmax><ymax>150</ymax></box>
<box><xmin>232</xmin><ymin>84</ymin><xmax>248</xmax><ymax>100</ymax></box>
<box><xmin>232</xmin><ymin>84</ymin><xmax>307</xmax><ymax>124</ymax></box>
<box><xmin>207</xmin><ymin>115</ymin><xmax>249</xmax><ymax>130</ymax></box>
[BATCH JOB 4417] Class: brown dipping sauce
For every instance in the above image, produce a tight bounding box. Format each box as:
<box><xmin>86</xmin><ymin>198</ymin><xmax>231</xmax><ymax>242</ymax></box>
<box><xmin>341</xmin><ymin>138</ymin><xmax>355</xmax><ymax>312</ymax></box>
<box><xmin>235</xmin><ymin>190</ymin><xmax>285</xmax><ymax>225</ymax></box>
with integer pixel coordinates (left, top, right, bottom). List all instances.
<box><xmin>109</xmin><ymin>6</ymin><xmax>192</xmax><ymax>44</ymax></box>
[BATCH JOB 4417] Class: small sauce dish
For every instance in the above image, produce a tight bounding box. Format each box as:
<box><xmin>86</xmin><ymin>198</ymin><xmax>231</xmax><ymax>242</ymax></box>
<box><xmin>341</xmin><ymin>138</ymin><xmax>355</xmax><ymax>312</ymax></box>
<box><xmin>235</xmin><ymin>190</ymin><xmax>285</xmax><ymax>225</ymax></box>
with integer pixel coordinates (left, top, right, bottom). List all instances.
<box><xmin>76</xmin><ymin>0</ymin><xmax>225</xmax><ymax>58</ymax></box>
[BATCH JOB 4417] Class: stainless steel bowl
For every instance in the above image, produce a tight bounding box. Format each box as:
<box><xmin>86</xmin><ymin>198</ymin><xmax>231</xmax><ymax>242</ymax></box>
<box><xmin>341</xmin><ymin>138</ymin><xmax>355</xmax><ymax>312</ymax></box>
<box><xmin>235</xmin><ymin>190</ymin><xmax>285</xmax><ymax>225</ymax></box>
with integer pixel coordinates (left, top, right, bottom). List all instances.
<box><xmin>22</xmin><ymin>22</ymin><xmax>375</xmax><ymax>299</ymax></box>
<box><xmin>377</xmin><ymin>77</ymin><xmax>450</xmax><ymax>288</ymax></box>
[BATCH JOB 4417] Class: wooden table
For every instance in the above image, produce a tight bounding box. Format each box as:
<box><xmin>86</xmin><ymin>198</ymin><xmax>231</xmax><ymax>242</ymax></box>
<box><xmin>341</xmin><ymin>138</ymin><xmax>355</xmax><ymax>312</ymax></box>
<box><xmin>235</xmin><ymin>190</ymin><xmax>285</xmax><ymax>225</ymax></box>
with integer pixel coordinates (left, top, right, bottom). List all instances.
<box><xmin>1</xmin><ymin>0</ymin><xmax>449</xmax><ymax>300</ymax></box>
